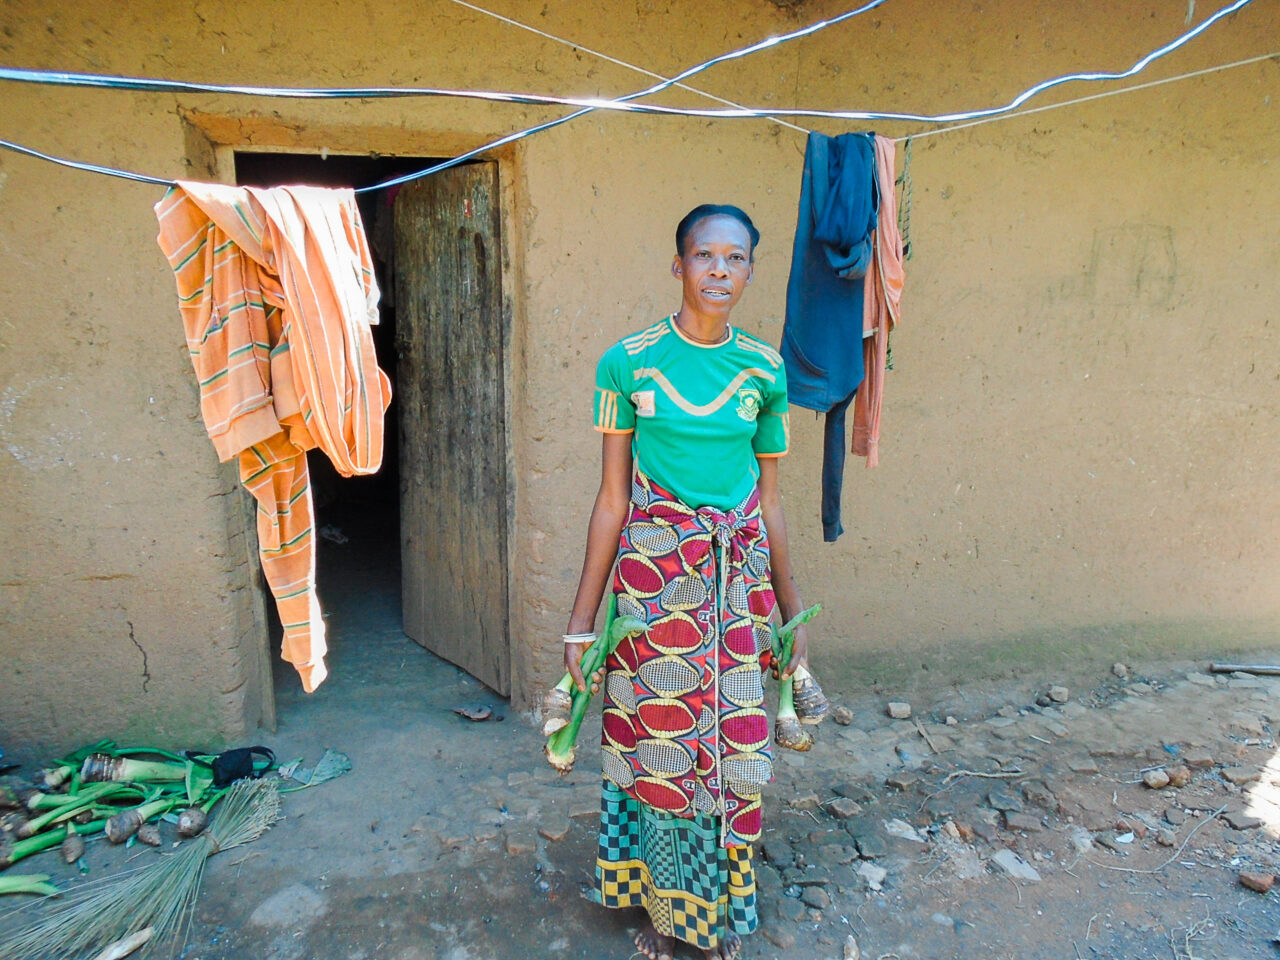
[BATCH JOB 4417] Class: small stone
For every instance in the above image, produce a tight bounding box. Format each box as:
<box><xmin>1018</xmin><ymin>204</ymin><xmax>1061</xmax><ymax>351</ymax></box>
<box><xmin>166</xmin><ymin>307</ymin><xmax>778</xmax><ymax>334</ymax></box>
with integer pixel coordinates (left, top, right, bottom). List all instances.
<box><xmin>882</xmin><ymin>819</ymin><xmax>924</xmax><ymax>843</ymax></box>
<box><xmin>844</xmin><ymin>934</ymin><xmax>862</xmax><ymax>960</ymax></box>
<box><xmin>1128</xmin><ymin>681</ymin><xmax>1155</xmax><ymax>695</ymax></box>
<box><xmin>849</xmin><ymin>829</ymin><xmax>888</xmax><ymax>859</ymax></box>
<box><xmin>762</xmin><ymin>928</ymin><xmax>796</xmax><ymax>950</ymax></box>
<box><xmin>990</xmin><ymin>848</ymin><xmax>1041</xmax><ymax>882</ymax></box>
<box><xmin>1048</xmin><ymin>686</ymin><xmax>1070</xmax><ymax>703</ymax></box>
<box><xmin>955</xmin><ymin>822</ymin><xmax>975</xmax><ymax>841</ymax></box>
<box><xmin>1186</xmin><ymin>671</ymin><xmax>1216</xmax><ymax>687</ymax></box>
<box><xmin>1068</xmin><ymin>757</ymin><xmax>1100</xmax><ymax>775</ymax></box>
<box><xmin>793</xmin><ymin>870</ymin><xmax>834</xmax><ymax>887</ymax></box>
<box><xmin>1094</xmin><ymin>832</ymin><xmax>1126</xmax><ymax>854</ymax></box>
<box><xmin>884</xmin><ymin>772</ymin><xmax>918</xmax><ymax>792</ymax></box>
<box><xmin>832</xmin><ymin>705</ymin><xmax>854</xmax><ymax>725</ymax></box>
<box><xmin>833</xmin><ymin>782</ymin><xmax>876</xmax><ymax>805</ymax></box>
<box><xmin>1021</xmin><ymin>780</ymin><xmax>1056</xmax><ymax>809</ymax></box>
<box><xmin>945</xmin><ymin>716</ymin><xmax>959</xmax><ymax>726</ymax></box>
<box><xmin>1164</xmin><ymin>807</ymin><xmax>1186</xmax><ymax>826</ymax></box>
<box><xmin>856</xmin><ymin>862</ymin><xmax>888</xmax><ymax>891</ymax></box>
<box><xmin>763</xmin><ymin>838</ymin><xmax>795</xmax><ymax>868</ymax></box>
<box><xmin>1112</xmin><ymin>663</ymin><xmax>1130</xmax><ymax>679</ymax></box>
<box><xmin>504</xmin><ymin>831</ymin><xmax>537</xmax><ymax>856</ymax></box>
<box><xmin>473</xmin><ymin>824</ymin><xmax>501</xmax><ymax>843</ymax></box>
<box><xmin>1156</xmin><ymin>828</ymin><xmax>1177</xmax><ymax>847</ymax></box>
<box><xmin>814</xmin><ymin>844</ymin><xmax>858</xmax><ymax>867</ymax></box>
<box><xmin>971</xmin><ymin>820</ymin><xmax>999</xmax><ymax>842</ymax></box>
<box><xmin>1222</xmin><ymin>767</ymin><xmax>1259</xmax><ymax>785</ymax></box>
<box><xmin>247</xmin><ymin>883</ymin><xmax>328</xmax><ymax>931</ymax></box>
<box><xmin>570</xmin><ymin>802</ymin><xmax>599</xmax><ymax>820</ymax></box>
<box><xmin>1166</xmin><ymin>766</ymin><xmax>1191</xmax><ymax>788</ymax></box>
<box><xmin>790</xmin><ymin>792</ymin><xmax>821</xmax><ymax>811</ymax></box>
<box><xmin>802</xmin><ymin>886</ymin><xmax>831</xmax><ymax>910</ymax></box>
<box><xmin>1068</xmin><ymin>827</ymin><xmax>1093</xmax><ymax>853</ymax></box>
<box><xmin>988</xmin><ymin>788</ymin><xmax>1023</xmax><ymax>813</ymax></box>
<box><xmin>1239</xmin><ymin>871</ymin><xmax>1275</xmax><ymax>894</ymax></box>
<box><xmin>1183</xmin><ymin>748</ymin><xmax>1214</xmax><ymax>768</ymax></box>
<box><xmin>1004</xmin><ymin>812</ymin><xmax>1043</xmax><ymax>832</ymax></box>
<box><xmin>1222</xmin><ymin>809</ymin><xmax>1263</xmax><ymax>831</ymax></box>
<box><xmin>776</xmin><ymin>897</ymin><xmax>806</xmax><ymax>922</ymax></box>
<box><xmin>1035</xmin><ymin>694</ymin><xmax>1052</xmax><ymax>708</ymax></box>
<box><xmin>941</xmin><ymin>820</ymin><xmax>961</xmax><ymax>839</ymax></box>
<box><xmin>887</xmin><ymin>702</ymin><xmax>912</xmax><ymax>720</ymax></box>
<box><xmin>827</xmin><ymin>798</ymin><xmax>864</xmax><ymax>819</ymax></box>
<box><xmin>1118</xmin><ymin>817</ymin><xmax>1148</xmax><ymax>840</ymax></box>
<box><xmin>436</xmin><ymin>826</ymin><xmax>472</xmax><ymax>848</ymax></box>
<box><xmin>538</xmin><ymin>819</ymin><xmax>570</xmax><ymax>842</ymax></box>
<box><xmin>1142</xmin><ymin>769</ymin><xmax>1171</xmax><ymax>789</ymax></box>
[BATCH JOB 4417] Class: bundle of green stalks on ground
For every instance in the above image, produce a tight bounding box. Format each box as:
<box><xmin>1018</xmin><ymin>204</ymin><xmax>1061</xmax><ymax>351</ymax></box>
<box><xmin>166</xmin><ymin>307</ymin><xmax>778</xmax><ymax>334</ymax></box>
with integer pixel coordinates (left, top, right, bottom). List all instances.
<box><xmin>0</xmin><ymin>741</ymin><xmax>265</xmax><ymax>879</ymax></box>
<box><xmin>541</xmin><ymin>594</ymin><xmax>648</xmax><ymax>774</ymax></box>
<box><xmin>772</xmin><ymin>603</ymin><xmax>830</xmax><ymax>751</ymax></box>
<box><xmin>0</xmin><ymin>778</ymin><xmax>282</xmax><ymax>960</ymax></box>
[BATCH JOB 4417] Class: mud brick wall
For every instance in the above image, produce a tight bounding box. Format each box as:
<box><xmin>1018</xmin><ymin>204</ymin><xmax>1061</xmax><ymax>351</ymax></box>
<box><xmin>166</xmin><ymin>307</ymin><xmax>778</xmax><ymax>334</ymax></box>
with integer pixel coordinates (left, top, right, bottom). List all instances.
<box><xmin>0</xmin><ymin>0</ymin><xmax>1276</xmax><ymax>746</ymax></box>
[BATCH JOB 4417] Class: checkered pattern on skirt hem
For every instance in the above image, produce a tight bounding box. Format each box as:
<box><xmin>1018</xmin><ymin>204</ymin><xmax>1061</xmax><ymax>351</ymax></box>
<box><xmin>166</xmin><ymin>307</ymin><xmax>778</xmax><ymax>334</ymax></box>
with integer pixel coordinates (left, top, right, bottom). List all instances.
<box><xmin>591</xmin><ymin>780</ymin><xmax>758</xmax><ymax>950</ymax></box>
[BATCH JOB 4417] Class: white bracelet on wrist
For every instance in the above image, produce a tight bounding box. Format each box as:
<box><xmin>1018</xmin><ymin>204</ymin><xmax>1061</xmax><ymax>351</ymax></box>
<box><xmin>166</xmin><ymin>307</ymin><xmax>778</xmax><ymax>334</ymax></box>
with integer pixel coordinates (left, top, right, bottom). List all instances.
<box><xmin>562</xmin><ymin>632</ymin><xmax>596</xmax><ymax>644</ymax></box>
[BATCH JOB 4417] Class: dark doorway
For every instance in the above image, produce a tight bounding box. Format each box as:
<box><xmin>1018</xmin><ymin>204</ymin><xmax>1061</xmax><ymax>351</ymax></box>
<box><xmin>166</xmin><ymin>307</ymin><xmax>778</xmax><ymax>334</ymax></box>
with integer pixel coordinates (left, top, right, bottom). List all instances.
<box><xmin>232</xmin><ymin>151</ymin><xmax>512</xmax><ymax>708</ymax></box>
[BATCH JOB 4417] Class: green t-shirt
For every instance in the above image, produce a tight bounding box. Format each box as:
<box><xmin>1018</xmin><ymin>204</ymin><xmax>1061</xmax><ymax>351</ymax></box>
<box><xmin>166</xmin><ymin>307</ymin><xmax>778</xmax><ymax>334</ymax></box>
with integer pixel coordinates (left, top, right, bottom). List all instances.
<box><xmin>594</xmin><ymin>315</ymin><xmax>790</xmax><ymax>509</ymax></box>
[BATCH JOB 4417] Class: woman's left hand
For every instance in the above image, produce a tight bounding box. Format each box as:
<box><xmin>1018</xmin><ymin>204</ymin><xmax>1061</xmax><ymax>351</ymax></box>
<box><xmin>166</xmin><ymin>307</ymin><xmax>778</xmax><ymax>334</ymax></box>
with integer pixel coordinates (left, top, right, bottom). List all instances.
<box><xmin>771</xmin><ymin>623</ymin><xmax>809</xmax><ymax>680</ymax></box>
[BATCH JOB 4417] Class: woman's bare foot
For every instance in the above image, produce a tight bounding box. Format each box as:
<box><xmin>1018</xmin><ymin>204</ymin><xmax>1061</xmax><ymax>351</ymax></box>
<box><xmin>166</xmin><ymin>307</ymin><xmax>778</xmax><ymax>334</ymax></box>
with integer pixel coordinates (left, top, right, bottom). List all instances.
<box><xmin>634</xmin><ymin>923</ymin><xmax>676</xmax><ymax>960</ymax></box>
<box><xmin>703</xmin><ymin>931</ymin><xmax>742</xmax><ymax>959</ymax></box>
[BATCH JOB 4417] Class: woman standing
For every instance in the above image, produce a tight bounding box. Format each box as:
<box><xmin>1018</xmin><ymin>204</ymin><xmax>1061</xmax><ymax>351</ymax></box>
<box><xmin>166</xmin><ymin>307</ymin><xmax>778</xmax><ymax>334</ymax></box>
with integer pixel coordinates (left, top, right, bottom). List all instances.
<box><xmin>564</xmin><ymin>204</ymin><xmax>811</xmax><ymax>960</ymax></box>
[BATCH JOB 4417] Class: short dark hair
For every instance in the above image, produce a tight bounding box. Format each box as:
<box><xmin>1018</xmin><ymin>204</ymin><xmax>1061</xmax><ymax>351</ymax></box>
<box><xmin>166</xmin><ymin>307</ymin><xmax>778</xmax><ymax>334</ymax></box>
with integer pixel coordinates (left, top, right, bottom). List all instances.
<box><xmin>675</xmin><ymin>204</ymin><xmax>761</xmax><ymax>259</ymax></box>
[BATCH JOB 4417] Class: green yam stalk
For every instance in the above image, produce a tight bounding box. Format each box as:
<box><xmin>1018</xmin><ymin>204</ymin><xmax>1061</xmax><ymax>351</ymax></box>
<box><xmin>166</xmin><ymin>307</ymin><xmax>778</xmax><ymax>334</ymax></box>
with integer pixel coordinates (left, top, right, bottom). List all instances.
<box><xmin>544</xmin><ymin>597</ymin><xmax>647</xmax><ymax>773</ymax></box>
<box><xmin>17</xmin><ymin>783</ymin><xmax>135</xmax><ymax>838</ymax></box>
<box><xmin>1</xmin><ymin>819</ymin><xmax>106</xmax><ymax>870</ymax></box>
<box><xmin>772</xmin><ymin>604</ymin><xmax>823</xmax><ymax>750</ymax></box>
<box><xmin>0</xmin><ymin>874</ymin><xmax>59</xmax><ymax>897</ymax></box>
<box><xmin>80</xmin><ymin>756</ymin><xmax>186</xmax><ymax>784</ymax></box>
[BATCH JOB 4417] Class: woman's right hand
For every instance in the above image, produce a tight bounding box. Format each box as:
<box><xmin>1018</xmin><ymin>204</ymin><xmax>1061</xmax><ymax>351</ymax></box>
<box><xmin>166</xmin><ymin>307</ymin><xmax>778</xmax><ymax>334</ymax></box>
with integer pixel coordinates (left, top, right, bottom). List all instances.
<box><xmin>565</xmin><ymin>642</ymin><xmax>605</xmax><ymax>694</ymax></box>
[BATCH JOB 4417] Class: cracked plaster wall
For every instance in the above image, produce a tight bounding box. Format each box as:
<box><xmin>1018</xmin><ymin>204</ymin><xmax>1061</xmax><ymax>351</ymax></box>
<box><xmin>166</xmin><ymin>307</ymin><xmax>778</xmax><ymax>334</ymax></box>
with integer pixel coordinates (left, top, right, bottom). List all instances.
<box><xmin>0</xmin><ymin>1</ymin><xmax>1278</xmax><ymax>746</ymax></box>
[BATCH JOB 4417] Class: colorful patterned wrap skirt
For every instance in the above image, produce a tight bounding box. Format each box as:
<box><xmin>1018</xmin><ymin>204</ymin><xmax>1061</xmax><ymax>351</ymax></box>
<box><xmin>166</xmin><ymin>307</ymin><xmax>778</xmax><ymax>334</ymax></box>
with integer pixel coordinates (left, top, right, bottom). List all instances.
<box><xmin>593</xmin><ymin>471</ymin><xmax>776</xmax><ymax>948</ymax></box>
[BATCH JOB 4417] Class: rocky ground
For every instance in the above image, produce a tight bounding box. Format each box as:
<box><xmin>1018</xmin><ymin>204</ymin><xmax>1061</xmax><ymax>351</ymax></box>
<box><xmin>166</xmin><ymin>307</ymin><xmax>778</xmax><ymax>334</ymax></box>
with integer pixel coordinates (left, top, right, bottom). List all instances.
<box><xmin>3</xmin><ymin>516</ymin><xmax>1277</xmax><ymax>960</ymax></box>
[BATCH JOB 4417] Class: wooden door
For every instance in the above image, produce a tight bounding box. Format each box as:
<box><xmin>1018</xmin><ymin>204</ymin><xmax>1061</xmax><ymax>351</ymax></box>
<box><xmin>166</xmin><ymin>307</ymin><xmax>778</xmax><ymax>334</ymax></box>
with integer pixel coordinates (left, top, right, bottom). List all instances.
<box><xmin>395</xmin><ymin>163</ymin><xmax>510</xmax><ymax>696</ymax></box>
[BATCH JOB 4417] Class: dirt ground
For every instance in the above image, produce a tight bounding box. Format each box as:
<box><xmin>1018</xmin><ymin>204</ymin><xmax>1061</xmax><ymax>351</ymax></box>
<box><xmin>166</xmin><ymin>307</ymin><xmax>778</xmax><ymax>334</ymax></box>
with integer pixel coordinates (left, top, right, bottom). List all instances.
<box><xmin>3</xmin><ymin>516</ymin><xmax>1278</xmax><ymax>960</ymax></box>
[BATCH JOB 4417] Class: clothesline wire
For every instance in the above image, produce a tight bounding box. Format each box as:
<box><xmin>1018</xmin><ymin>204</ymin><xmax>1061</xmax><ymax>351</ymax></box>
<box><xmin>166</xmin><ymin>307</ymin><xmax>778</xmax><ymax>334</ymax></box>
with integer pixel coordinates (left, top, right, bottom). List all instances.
<box><xmin>0</xmin><ymin>136</ymin><xmax>171</xmax><ymax>186</ymax></box>
<box><xmin>1</xmin><ymin>48</ymin><xmax>1270</xmax><ymax>192</ymax></box>
<box><xmin>895</xmin><ymin>49</ymin><xmax>1278</xmax><ymax>143</ymax></box>
<box><xmin>0</xmin><ymin>3</ymin><xmax>1268</xmax><ymax>189</ymax></box>
<box><xmin>360</xmin><ymin>0</ymin><xmax>895</xmax><ymax>191</ymax></box>
<box><xmin>0</xmin><ymin>0</ymin><xmax>1255</xmax><ymax>127</ymax></box>
<box><xmin>0</xmin><ymin>0</ymin><xmax>888</xmax><ymax>191</ymax></box>
<box><xmin>443</xmin><ymin>0</ymin><xmax>811</xmax><ymax>135</ymax></box>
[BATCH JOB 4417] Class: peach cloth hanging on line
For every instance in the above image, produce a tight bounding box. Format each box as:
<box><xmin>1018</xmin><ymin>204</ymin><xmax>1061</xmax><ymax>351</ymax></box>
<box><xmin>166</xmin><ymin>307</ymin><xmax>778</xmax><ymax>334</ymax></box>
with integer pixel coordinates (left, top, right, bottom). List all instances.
<box><xmin>851</xmin><ymin>135</ymin><xmax>905</xmax><ymax>467</ymax></box>
<box><xmin>155</xmin><ymin>181</ymin><xmax>391</xmax><ymax>692</ymax></box>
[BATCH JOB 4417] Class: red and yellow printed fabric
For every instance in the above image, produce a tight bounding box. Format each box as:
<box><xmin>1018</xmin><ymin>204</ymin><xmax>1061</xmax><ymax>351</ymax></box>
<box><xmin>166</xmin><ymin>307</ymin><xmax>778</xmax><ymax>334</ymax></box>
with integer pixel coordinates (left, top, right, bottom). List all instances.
<box><xmin>601</xmin><ymin>471</ymin><xmax>777</xmax><ymax>848</ymax></box>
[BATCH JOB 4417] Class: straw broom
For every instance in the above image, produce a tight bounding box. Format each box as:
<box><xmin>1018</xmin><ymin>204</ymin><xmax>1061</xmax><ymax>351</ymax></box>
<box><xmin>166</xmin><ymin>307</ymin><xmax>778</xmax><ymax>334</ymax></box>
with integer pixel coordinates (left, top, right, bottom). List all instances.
<box><xmin>0</xmin><ymin>778</ymin><xmax>282</xmax><ymax>960</ymax></box>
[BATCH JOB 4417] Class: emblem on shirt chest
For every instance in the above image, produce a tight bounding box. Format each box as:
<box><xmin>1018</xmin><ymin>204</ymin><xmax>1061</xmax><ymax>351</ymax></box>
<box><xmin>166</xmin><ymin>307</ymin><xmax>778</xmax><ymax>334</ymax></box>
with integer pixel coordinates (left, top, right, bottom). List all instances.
<box><xmin>736</xmin><ymin>387</ymin><xmax>761</xmax><ymax>422</ymax></box>
<box><xmin>632</xmin><ymin>390</ymin><xmax>656</xmax><ymax>418</ymax></box>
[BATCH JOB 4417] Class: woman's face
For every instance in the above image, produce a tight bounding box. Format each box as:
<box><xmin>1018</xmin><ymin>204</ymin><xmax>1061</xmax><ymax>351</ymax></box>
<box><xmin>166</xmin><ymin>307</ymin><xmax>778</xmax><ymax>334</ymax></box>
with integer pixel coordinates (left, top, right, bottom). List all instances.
<box><xmin>672</xmin><ymin>215</ymin><xmax>754</xmax><ymax>319</ymax></box>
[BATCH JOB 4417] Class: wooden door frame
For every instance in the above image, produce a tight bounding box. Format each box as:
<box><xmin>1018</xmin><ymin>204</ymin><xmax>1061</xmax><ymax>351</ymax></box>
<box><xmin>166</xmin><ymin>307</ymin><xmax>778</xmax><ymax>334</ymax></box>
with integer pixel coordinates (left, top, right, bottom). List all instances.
<box><xmin>182</xmin><ymin>110</ymin><xmax>526</xmax><ymax>722</ymax></box>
